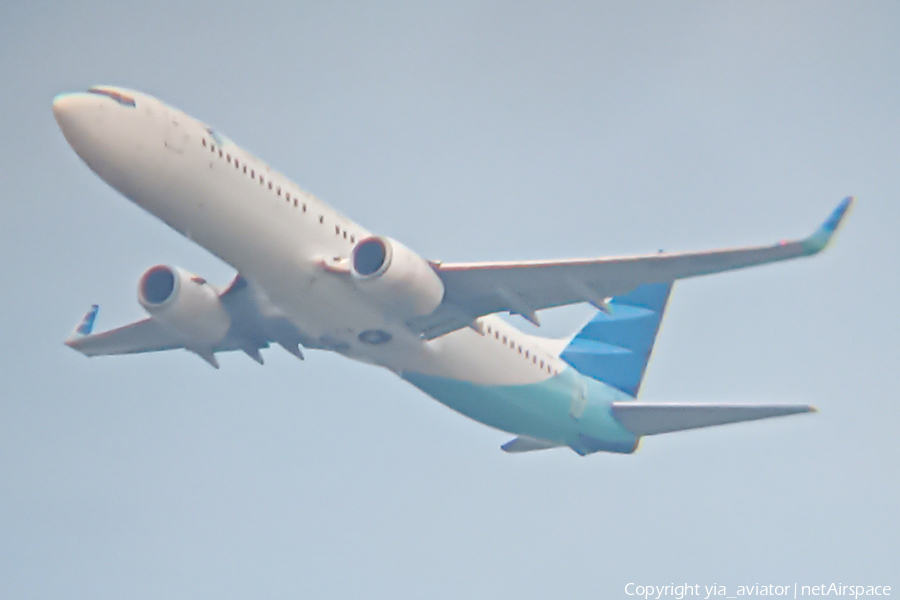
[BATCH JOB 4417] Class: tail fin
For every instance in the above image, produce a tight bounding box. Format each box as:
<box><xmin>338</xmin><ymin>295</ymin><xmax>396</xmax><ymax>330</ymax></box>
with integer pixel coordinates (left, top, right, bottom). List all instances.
<box><xmin>560</xmin><ymin>282</ymin><xmax>672</xmax><ymax>397</ymax></box>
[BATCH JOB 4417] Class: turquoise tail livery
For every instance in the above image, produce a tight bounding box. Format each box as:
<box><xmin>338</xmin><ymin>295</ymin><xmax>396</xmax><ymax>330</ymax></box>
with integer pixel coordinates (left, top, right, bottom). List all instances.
<box><xmin>560</xmin><ymin>282</ymin><xmax>672</xmax><ymax>397</ymax></box>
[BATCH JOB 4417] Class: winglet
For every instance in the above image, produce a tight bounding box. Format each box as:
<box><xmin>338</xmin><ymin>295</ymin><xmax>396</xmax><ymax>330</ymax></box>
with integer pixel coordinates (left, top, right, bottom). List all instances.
<box><xmin>802</xmin><ymin>196</ymin><xmax>854</xmax><ymax>255</ymax></box>
<box><xmin>70</xmin><ymin>304</ymin><xmax>99</xmax><ymax>338</ymax></box>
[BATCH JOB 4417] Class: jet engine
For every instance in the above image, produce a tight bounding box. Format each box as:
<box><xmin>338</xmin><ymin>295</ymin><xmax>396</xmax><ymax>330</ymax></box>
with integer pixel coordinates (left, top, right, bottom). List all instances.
<box><xmin>138</xmin><ymin>265</ymin><xmax>231</xmax><ymax>346</ymax></box>
<box><xmin>350</xmin><ymin>236</ymin><xmax>445</xmax><ymax>318</ymax></box>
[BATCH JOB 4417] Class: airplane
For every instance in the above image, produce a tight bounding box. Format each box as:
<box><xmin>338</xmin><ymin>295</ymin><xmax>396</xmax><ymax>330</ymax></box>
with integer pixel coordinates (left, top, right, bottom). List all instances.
<box><xmin>53</xmin><ymin>86</ymin><xmax>852</xmax><ymax>456</ymax></box>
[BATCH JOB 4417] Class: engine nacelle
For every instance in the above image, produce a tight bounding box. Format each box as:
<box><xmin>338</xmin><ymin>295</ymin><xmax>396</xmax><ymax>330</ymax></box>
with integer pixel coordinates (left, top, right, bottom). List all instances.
<box><xmin>138</xmin><ymin>265</ymin><xmax>231</xmax><ymax>346</ymax></box>
<box><xmin>351</xmin><ymin>236</ymin><xmax>445</xmax><ymax>318</ymax></box>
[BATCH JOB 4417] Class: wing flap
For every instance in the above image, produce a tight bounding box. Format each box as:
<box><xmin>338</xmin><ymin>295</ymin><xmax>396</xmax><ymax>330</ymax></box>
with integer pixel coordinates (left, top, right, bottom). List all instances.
<box><xmin>611</xmin><ymin>402</ymin><xmax>816</xmax><ymax>436</ymax></box>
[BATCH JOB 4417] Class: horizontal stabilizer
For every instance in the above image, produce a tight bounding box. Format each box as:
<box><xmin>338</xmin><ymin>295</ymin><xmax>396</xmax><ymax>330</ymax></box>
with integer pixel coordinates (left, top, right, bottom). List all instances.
<box><xmin>501</xmin><ymin>436</ymin><xmax>562</xmax><ymax>453</ymax></box>
<box><xmin>611</xmin><ymin>402</ymin><xmax>816</xmax><ymax>436</ymax></box>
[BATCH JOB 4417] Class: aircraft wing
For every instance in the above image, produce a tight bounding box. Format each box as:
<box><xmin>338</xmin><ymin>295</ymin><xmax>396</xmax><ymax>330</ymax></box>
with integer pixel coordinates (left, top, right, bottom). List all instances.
<box><xmin>65</xmin><ymin>276</ymin><xmax>310</xmax><ymax>368</ymax></box>
<box><xmin>66</xmin><ymin>317</ymin><xmax>184</xmax><ymax>355</ymax></box>
<box><xmin>409</xmin><ymin>198</ymin><xmax>852</xmax><ymax>339</ymax></box>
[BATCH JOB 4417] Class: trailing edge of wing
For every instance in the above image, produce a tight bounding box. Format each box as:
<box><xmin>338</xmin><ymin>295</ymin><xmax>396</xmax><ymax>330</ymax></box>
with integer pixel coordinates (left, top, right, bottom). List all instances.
<box><xmin>611</xmin><ymin>402</ymin><xmax>817</xmax><ymax>436</ymax></box>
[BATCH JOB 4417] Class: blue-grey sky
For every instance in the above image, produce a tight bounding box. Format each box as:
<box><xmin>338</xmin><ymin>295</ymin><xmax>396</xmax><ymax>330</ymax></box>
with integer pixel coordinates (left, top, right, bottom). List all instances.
<box><xmin>1</xmin><ymin>2</ymin><xmax>898</xmax><ymax>598</ymax></box>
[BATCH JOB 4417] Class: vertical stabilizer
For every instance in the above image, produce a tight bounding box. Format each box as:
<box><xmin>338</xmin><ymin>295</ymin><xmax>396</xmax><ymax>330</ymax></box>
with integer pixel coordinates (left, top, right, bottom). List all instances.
<box><xmin>560</xmin><ymin>283</ymin><xmax>672</xmax><ymax>397</ymax></box>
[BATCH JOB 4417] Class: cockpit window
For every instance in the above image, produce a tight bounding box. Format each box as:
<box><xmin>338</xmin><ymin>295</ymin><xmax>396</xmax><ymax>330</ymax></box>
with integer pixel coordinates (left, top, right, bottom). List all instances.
<box><xmin>87</xmin><ymin>88</ymin><xmax>136</xmax><ymax>107</ymax></box>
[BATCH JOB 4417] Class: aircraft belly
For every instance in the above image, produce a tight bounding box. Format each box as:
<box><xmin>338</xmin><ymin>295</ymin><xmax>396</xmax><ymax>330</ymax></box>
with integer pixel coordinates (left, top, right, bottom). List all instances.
<box><xmin>402</xmin><ymin>368</ymin><xmax>638</xmax><ymax>452</ymax></box>
<box><xmin>409</xmin><ymin>330</ymin><xmax>552</xmax><ymax>384</ymax></box>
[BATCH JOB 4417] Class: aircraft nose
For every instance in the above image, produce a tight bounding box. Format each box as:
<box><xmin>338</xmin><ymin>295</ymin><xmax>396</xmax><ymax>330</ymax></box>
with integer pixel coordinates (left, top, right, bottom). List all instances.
<box><xmin>51</xmin><ymin>93</ymin><xmax>71</xmax><ymax>120</ymax></box>
<box><xmin>52</xmin><ymin>92</ymin><xmax>99</xmax><ymax>149</ymax></box>
<box><xmin>53</xmin><ymin>92</ymin><xmax>84</xmax><ymax>125</ymax></box>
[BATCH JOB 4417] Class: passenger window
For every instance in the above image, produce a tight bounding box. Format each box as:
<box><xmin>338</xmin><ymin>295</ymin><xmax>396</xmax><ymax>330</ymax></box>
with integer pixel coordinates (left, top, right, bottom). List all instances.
<box><xmin>202</xmin><ymin>139</ymin><xmax>206</xmax><ymax>147</ymax></box>
<box><xmin>319</xmin><ymin>216</ymin><xmax>324</xmax><ymax>224</ymax></box>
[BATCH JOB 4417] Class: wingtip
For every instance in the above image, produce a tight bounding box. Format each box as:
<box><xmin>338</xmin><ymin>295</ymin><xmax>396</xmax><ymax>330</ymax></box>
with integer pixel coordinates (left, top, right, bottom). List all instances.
<box><xmin>803</xmin><ymin>196</ymin><xmax>854</xmax><ymax>254</ymax></box>
<box><xmin>69</xmin><ymin>304</ymin><xmax>99</xmax><ymax>340</ymax></box>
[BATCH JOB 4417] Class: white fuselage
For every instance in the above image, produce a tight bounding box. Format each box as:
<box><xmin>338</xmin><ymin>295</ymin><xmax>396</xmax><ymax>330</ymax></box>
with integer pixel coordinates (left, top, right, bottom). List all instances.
<box><xmin>53</xmin><ymin>88</ymin><xmax>567</xmax><ymax>387</ymax></box>
<box><xmin>56</xmin><ymin>86</ymin><xmax>832</xmax><ymax>454</ymax></box>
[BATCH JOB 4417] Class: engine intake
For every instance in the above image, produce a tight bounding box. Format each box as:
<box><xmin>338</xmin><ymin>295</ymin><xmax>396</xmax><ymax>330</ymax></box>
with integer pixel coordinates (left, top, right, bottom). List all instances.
<box><xmin>141</xmin><ymin>266</ymin><xmax>177</xmax><ymax>305</ymax></box>
<box><xmin>138</xmin><ymin>265</ymin><xmax>231</xmax><ymax>346</ymax></box>
<box><xmin>351</xmin><ymin>236</ymin><xmax>444</xmax><ymax>318</ymax></box>
<box><xmin>354</xmin><ymin>237</ymin><xmax>390</xmax><ymax>277</ymax></box>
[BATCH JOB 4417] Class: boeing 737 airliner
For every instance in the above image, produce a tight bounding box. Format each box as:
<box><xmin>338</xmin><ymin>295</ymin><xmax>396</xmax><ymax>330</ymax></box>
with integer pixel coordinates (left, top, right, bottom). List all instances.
<box><xmin>55</xmin><ymin>86</ymin><xmax>852</xmax><ymax>455</ymax></box>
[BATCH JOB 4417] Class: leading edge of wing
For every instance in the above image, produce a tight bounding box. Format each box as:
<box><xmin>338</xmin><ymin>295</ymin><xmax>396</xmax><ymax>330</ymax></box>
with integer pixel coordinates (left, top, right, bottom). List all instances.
<box><xmin>437</xmin><ymin>197</ymin><xmax>854</xmax><ymax>273</ymax></box>
<box><xmin>611</xmin><ymin>402</ymin><xmax>816</xmax><ymax>436</ymax></box>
